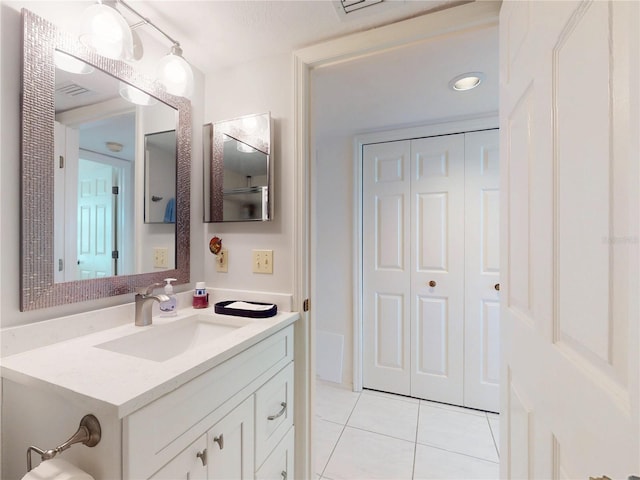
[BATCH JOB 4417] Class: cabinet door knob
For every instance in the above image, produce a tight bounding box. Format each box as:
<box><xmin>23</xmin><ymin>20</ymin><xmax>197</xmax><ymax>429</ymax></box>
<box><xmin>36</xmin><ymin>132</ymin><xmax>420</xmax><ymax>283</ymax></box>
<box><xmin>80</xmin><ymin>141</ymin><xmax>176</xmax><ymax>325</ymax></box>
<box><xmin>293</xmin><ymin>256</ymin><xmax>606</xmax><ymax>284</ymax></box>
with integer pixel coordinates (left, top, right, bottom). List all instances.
<box><xmin>281</xmin><ymin>470</ymin><xmax>287</xmax><ymax>480</ymax></box>
<box><xmin>428</xmin><ymin>280</ymin><xmax>436</xmax><ymax>288</ymax></box>
<box><xmin>213</xmin><ymin>434</ymin><xmax>224</xmax><ymax>450</ymax></box>
<box><xmin>494</xmin><ymin>283</ymin><xmax>500</xmax><ymax>291</ymax></box>
<box><xmin>196</xmin><ymin>449</ymin><xmax>207</xmax><ymax>466</ymax></box>
<box><xmin>268</xmin><ymin>402</ymin><xmax>287</xmax><ymax>420</ymax></box>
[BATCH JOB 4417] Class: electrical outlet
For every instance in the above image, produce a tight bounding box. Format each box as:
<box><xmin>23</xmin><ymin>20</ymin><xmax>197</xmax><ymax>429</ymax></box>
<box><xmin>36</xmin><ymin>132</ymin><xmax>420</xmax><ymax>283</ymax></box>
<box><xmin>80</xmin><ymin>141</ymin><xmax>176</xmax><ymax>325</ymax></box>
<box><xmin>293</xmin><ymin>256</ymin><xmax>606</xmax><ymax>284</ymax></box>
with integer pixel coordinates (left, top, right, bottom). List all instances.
<box><xmin>252</xmin><ymin>249</ymin><xmax>273</xmax><ymax>274</ymax></box>
<box><xmin>153</xmin><ymin>247</ymin><xmax>168</xmax><ymax>268</ymax></box>
<box><xmin>216</xmin><ymin>248</ymin><xmax>228</xmax><ymax>272</ymax></box>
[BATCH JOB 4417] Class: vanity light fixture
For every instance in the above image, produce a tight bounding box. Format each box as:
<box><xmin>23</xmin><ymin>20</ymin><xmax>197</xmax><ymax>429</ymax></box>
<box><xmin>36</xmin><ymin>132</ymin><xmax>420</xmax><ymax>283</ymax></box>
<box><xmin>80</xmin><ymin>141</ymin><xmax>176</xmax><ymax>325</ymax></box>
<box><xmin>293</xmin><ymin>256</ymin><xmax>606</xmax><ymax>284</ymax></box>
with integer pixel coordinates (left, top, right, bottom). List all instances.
<box><xmin>119</xmin><ymin>82</ymin><xmax>158</xmax><ymax>106</ymax></box>
<box><xmin>79</xmin><ymin>0</ymin><xmax>194</xmax><ymax>99</ymax></box>
<box><xmin>54</xmin><ymin>51</ymin><xmax>95</xmax><ymax>74</ymax></box>
<box><xmin>155</xmin><ymin>44</ymin><xmax>194</xmax><ymax>98</ymax></box>
<box><xmin>449</xmin><ymin>72</ymin><xmax>485</xmax><ymax>91</ymax></box>
<box><xmin>79</xmin><ymin>2</ymin><xmax>134</xmax><ymax>60</ymax></box>
<box><xmin>237</xmin><ymin>142</ymin><xmax>257</xmax><ymax>154</ymax></box>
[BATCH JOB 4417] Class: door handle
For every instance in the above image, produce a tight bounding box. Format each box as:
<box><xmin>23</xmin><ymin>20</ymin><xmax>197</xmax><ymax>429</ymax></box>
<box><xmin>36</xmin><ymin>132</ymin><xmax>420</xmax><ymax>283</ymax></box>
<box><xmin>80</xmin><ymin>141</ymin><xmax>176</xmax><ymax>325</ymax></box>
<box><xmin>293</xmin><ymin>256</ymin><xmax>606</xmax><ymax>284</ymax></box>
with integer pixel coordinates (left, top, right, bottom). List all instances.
<box><xmin>494</xmin><ymin>283</ymin><xmax>500</xmax><ymax>291</ymax></box>
<box><xmin>428</xmin><ymin>280</ymin><xmax>436</xmax><ymax>287</ymax></box>
<box><xmin>213</xmin><ymin>434</ymin><xmax>224</xmax><ymax>450</ymax></box>
<box><xmin>196</xmin><ymin>449</ymin><xmax>207</xmax><ymax>466</ymax></box>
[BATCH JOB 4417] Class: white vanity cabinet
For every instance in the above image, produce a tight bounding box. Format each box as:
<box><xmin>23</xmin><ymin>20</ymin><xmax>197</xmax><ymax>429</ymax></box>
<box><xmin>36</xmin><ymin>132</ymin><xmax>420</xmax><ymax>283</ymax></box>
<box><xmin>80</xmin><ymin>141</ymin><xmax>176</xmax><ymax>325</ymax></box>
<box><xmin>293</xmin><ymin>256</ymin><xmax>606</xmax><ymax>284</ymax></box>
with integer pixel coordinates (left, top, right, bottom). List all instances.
<box><xmin>207</xmin><ymin>396</ymin><xmax>255</xmax><ymax>480</ymax></box>
<box><xmin>149</xmin><ymin>435</ymin><xmax>208</xmax><ymax>480</ymax></box>
<box><xmin>125</xmin><ymin>325</ymin><xmax>294</xmax><ymax>480</ymax></box>
<box><xmin>256</xmin><ymin>427</ymin><xmax>295</xmax><ymax>480</ymax></box>
<box><xmin>1</xmin><ymin>311</ymin><xmax>299</xmax><ymax>480</ymax></box>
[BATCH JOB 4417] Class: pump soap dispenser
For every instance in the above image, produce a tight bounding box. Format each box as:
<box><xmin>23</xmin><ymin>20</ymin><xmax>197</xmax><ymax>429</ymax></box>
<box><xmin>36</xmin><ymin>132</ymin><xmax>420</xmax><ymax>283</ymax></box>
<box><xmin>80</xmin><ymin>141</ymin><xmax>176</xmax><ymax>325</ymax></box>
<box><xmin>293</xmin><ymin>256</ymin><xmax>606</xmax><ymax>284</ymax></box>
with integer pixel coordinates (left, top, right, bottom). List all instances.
<box><xmin>159</xmin><ymin>278</ymin><xmax>177</xmax><ymax>316</ymax></box>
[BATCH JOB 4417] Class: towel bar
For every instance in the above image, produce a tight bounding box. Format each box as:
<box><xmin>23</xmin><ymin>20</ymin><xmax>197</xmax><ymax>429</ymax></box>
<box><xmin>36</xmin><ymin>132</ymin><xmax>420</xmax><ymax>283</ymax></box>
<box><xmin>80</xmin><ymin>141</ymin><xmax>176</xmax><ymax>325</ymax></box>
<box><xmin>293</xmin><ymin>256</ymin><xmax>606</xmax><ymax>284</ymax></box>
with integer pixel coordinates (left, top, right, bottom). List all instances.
<box><xmin>26</xmin><ymin>414</ymin><xmax>101</xmax><ymax>472</ymax></box>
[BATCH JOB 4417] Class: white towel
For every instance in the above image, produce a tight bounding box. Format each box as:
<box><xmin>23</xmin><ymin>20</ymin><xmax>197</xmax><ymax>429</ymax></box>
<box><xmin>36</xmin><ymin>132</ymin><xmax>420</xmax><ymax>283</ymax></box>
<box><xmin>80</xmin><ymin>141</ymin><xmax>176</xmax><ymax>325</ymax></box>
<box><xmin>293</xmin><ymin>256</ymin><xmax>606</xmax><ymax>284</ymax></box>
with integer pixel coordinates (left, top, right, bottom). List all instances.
<box><xmin>21</xmin><ymin>458</ymin><xmax>95</xmax><ymax>480</ymax></box>
<box><xmin>225</xmin><ymin>301</ymin><xmax>274</xmax><ymax>311</ymax></box>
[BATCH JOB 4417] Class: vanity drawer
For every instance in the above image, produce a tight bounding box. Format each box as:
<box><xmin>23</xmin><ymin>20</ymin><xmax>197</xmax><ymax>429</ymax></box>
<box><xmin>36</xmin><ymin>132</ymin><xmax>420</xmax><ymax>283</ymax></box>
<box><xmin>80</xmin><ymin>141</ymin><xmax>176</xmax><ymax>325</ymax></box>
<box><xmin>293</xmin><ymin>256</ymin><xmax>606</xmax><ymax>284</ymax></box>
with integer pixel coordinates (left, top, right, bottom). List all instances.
<box><xmin>255</xmin><ymin>426</ymin><xmax>295</xmax><ymax>480</ymax></box>
<box><xmin>124</xmin><ymin>325</ymin><xmax>293</xmax><ymax>480</ymax></box>
<box><xmin>255</xmin><ymin>362</ymin><xmax>294</xmax><ymax>468</ymax></box>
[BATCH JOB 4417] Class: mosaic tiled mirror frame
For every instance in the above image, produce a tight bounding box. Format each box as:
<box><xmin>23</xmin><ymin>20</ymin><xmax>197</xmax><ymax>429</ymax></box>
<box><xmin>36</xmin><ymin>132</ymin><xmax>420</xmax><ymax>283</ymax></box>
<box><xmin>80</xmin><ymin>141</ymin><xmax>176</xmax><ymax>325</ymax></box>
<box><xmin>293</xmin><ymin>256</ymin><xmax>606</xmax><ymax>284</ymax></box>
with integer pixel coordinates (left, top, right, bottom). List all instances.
<box><xmin>20</xmin><ymin>9</ymin><xmax>191</xmax><ymax>311</ymax></box>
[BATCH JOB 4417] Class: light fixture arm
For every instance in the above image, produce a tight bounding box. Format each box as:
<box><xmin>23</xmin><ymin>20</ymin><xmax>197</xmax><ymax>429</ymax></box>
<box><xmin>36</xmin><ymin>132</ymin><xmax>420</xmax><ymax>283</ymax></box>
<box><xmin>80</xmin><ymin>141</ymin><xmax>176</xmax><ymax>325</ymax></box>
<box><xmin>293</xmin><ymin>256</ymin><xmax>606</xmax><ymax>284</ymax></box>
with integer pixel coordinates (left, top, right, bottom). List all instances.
<box><xmin>115</xmin><ymin>0</ymin><xmax>181</xmax><ymax>49</ymax></box>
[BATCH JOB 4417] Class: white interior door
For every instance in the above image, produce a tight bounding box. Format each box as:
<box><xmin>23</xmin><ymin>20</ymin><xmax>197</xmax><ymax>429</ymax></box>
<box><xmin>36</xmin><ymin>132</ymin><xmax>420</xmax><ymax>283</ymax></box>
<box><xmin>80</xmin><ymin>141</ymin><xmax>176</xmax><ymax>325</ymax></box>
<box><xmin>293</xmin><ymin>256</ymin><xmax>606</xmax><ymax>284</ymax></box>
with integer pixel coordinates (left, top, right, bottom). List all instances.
<box><xmin>501</xmin><ymin>0</ymin><xmax>639</xmax><ymax>477</ymax></box>
<box><xmin>464</xmin><ymin>129</ymin><xmax>500</xmax><ymax>412</ymax></box>
<box><xmin>77</xmin><ymin>158</ymin><xmax>115</xmax><ymax>279</ymax></box>
<box><xmin>409</xmin><ymin>134</ymin><xmax>465</xmax><ymax>406</ymax></box>
<box><xmin>362</xmin><ymin>140</ymin><xmax>412</xmax><ymax>395</ymax></box>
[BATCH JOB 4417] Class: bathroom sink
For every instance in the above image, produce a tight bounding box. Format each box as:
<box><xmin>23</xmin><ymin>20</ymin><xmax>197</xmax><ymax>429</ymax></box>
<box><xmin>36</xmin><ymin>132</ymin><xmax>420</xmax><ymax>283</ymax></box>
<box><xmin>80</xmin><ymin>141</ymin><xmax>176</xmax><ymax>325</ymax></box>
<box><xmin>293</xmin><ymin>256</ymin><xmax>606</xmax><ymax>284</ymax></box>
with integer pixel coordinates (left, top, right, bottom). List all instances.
<box><xmin>95</xmin><ymin>314</ymin><xmax>251</xmax><ymax>362</ymax></box>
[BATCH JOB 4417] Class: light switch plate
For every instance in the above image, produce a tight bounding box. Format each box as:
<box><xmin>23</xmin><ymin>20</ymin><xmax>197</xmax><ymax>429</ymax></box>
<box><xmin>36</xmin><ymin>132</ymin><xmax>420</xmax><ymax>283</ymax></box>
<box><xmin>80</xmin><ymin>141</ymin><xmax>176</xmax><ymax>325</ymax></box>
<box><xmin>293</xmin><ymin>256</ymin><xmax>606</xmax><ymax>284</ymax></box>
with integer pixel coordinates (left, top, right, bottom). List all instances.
<box><xmin>153</xmin><ymin>247</ymin><xmax>168</xmax><ymax>268</ymax></box>
<box><xmin>216</xmin><ymin>248</ymin><xmax>228</xmax><ymax>272</ymax></box>
<box><xmin>252</xmin><ymin>249</ymin><xmax>273</xmax><ymax>274</ymax></box>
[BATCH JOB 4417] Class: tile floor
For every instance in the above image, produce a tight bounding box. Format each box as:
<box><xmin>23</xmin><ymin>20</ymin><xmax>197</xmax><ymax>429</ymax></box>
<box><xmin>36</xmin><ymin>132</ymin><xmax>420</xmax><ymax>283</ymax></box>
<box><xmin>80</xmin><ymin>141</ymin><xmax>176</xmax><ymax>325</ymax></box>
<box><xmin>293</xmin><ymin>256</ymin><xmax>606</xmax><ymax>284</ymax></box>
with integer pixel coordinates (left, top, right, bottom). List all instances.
<box><xmin>314</xmin><ymin>381</ymin><xmax>500</xmax><ymax>480</ymax></box>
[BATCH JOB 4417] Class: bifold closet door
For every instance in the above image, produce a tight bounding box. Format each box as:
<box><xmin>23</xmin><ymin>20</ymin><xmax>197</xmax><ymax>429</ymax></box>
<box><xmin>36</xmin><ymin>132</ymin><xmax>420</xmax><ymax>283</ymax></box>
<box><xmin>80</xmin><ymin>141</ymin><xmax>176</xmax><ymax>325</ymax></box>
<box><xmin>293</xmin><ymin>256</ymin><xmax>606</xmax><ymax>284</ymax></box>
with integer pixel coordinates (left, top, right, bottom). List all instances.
<box><xmin>362</xmin><ymin>136</ymin><xmax>466</xmax><ymax>404</ymax></box>
<box><xmin>463</xmin><ymin>129</ymin><xmax>500</xmax><ymax>412</ymax></box>
<box><xmin>408</xmin><ymin>135</ymin><xmax>465</xmax><ymax>406</ymax></box>
<box><xmin>362</xmin><ymin>140</ymin><xmax>412</xmax><ymax>396</ymax></box>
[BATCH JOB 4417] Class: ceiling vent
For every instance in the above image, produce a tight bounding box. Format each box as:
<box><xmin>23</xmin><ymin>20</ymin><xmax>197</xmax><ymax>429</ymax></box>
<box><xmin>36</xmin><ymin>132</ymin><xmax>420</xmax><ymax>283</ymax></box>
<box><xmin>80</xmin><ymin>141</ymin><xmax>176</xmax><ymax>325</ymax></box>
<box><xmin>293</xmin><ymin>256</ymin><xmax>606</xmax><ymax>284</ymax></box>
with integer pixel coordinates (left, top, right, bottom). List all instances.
<box><xmin>55</xmin><ymin>82</ymin><xmax>93</xmax><ymax>98</ymax></box>
<box><xmin>339</xmin><ymin>0</ymin><xmax>384</xmax><ymax>15</ymax></box>
<box><xmin>333</xmin><ymin>0</ymin><xmax>406</xmax><ymax>22</ymax></box>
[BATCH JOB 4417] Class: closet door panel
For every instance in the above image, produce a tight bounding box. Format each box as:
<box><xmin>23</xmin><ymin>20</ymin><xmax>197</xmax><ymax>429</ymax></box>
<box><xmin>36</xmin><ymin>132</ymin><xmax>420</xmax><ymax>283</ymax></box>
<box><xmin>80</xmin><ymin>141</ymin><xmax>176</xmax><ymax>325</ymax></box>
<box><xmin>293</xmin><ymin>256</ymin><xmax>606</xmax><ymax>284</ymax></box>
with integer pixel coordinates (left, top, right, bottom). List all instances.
<box><xmin>363</xmin><ymin>141</ymin><xmax>412</xmax><ymax>395</ymax></box>
<box><xmin>464</xmin><ymin>129</ymin><xmax>500</xmax><ymax>412</ymax></box>
<box><xmin>410</xmin><ymin>135</ymin><xmax>465</xmax><ymax>405</ymax></box>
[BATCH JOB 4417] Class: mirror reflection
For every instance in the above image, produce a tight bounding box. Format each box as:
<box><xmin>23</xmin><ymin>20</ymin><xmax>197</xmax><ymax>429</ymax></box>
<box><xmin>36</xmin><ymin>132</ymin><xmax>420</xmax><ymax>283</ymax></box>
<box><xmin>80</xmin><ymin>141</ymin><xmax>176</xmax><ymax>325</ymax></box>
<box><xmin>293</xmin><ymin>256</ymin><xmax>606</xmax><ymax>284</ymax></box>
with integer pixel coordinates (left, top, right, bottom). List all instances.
<box><xmin>204</xmin><ymin>112</ymin><xmax>272</xmax><ymax>222</ymax></box>
<box><xmin>144</xmin><ymin>130</ymin><xmax>177</xmax><ymax>224</ymax></box>
<box><xmin>53</xmin><ymin>53</ymin><xmax>177</xmax><ymax>282</ymax></box>
<box><xmin>21</xmin><ymin>9</ymin><xmax>191</xmax><ymax>311</ymax></box>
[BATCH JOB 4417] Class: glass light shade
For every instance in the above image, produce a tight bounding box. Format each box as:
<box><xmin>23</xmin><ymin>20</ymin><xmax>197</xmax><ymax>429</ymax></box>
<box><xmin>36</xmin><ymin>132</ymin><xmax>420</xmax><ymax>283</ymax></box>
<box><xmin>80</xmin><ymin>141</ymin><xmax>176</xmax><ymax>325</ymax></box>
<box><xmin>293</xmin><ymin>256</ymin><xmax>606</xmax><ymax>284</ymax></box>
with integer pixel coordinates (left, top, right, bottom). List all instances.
<box><xmin>156</xmin><ymin>52</ymin><xmax>194</xmax><ymax>98</ymax></box>
<box><xmin>119</xmin><ymin>82</ymin><xmax>158</xmax><ymax>106</ymax></box>
<box><xmin>54</xmin><ymin>51</ymin><xmax>94</xmax><ymax>74</ymax></box>
<box><xmin>79</xmin><ymin>3</ymin><xmax>134</xmax><ymax>60</ymax></box>
<box><xmin>237</xmin><ymin>142</ymin><xmax>257</xmax><ymax>154</ymax></box>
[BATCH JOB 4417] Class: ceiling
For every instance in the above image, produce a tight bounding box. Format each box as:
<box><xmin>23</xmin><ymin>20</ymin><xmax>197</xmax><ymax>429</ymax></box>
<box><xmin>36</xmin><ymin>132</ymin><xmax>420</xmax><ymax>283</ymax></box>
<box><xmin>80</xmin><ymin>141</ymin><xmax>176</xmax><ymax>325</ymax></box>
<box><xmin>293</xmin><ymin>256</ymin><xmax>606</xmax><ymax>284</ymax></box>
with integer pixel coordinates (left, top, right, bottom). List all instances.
<box><xmin>126</xmin><ymin>0</ymin><xmax>467</xmax><ymax>74</ymax></box>
<box><xmin>312</xmin><ymin>23</ymin><xmax>498</xmax><ymax>139</ymax></box>
<box><xmin>32</xmin><ymin>0</ymin><xmax>497</xmax><ymax>149</ymax></box>
<box><xmin>19</xmin><ymin>0</ymin><xmax>467</xmax><ymax>75</ymax></box>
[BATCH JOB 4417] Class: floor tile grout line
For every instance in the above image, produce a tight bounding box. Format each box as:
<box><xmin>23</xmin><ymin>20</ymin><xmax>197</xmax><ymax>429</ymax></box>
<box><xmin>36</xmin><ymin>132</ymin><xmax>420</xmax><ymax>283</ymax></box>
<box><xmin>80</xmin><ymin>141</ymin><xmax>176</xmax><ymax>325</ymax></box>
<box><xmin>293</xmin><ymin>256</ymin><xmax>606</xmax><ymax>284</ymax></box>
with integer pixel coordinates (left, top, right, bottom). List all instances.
<box><xmin>342</xmin><ymin>423</ymin><xmax>418</xmax><ymax>445</ymax></box>
<box><xmin>319</xmin><ymin>390</ymin><xmax>362</xmax><ymax>479</ymax></box>
<box><xmin>486</xmin><ymin>412</ymin><xmax>500</xmax><ymax>459</ymax></box>
<box><xmin>414</xmin><ymin>438</ymin><xmax>500</xmax><ymax>464</ymax></box>
<box><xmin>411</xmin><ymin>399</ymin><xmax>422</xmax><ymax>480</ymax></box>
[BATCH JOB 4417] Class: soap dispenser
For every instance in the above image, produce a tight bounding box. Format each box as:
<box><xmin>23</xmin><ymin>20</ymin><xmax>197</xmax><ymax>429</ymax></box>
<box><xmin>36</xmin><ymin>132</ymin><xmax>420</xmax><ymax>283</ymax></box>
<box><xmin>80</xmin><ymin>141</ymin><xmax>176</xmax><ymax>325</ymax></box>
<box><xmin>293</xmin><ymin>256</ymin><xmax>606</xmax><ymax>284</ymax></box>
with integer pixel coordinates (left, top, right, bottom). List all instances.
<box><xmin>159</xmin><ymin>278</ymin><xmax>177</xmax><ymax>316</ymax></box>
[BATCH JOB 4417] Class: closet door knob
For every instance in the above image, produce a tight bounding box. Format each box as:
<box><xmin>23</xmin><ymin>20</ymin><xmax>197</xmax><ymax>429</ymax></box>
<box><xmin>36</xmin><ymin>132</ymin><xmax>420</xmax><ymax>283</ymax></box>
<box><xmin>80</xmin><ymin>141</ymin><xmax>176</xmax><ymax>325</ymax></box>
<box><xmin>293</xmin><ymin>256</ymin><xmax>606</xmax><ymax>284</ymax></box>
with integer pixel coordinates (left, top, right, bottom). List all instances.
<box><xmin>196</xmin><ymin>449</ymin><xmax>207</xmax><ymax>466</ymax></box>
<box><xmin>494</xmin><ymin>283</ymin><xmax>500</xmax><ymax>291</ymax></box>
<box><xmin>428</xmin><ymin>280</ymin><xmax>436</xmax><ymax>288</ymax></box>
<box><xmin>213</xmin><ymin>434</ymin><xmax>224</xmax><ymax>450</ymax></box>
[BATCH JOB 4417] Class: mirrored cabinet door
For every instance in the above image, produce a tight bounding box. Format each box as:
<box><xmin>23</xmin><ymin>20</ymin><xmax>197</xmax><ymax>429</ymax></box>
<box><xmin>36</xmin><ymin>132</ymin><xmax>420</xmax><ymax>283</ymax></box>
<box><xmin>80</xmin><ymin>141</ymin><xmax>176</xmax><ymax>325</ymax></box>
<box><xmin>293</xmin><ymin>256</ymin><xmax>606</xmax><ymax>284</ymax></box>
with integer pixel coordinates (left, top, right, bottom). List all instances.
<box><xmin>203</xmin><ymin>113</ymin><xmax>272</xmax><ymax>223</ymax></box>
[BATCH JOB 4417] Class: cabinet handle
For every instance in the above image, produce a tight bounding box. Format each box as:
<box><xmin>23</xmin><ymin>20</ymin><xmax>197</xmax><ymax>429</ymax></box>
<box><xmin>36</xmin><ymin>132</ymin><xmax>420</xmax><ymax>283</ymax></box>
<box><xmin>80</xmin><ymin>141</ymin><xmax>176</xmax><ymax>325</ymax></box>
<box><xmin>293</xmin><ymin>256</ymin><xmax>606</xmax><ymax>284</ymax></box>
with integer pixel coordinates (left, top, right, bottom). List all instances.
<box><xmin>268</xmin><ymin>402</ymin><xmax>287</xmax><ymax>421</ymax></box>
<box><xmin>281</xmin><ymin>470</ymin><xmax>287</xmax><ymax>480</ymax></box>
<box><xmin>196</xmin><ymin>449</ymin><xmax>207</xmax><ymax>466</ymax></box>
<box><xmin>494</xmin><ymin>283</ymin><xmax>500</xmax><ymax>291</ymax></box>
<box><xmin>428</xmin><ymin>280</ymin><xmax>436</xmax><ymax>287</ymax></box>
<box><xmin>213</xmin><ymin>434</ymin><xmax>224</xmax><ymax>450</ymax></box>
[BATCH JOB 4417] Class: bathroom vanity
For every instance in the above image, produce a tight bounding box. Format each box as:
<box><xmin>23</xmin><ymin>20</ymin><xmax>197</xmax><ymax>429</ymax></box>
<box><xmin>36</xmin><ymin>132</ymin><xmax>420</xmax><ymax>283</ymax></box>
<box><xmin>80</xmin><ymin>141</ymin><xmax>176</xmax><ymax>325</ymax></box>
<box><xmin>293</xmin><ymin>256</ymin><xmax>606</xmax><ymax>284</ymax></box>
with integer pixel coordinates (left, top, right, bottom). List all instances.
<box><xmin>1</xmin><ymin>309</ymin><xmax>298</xmax><ymax>480</ymax></box>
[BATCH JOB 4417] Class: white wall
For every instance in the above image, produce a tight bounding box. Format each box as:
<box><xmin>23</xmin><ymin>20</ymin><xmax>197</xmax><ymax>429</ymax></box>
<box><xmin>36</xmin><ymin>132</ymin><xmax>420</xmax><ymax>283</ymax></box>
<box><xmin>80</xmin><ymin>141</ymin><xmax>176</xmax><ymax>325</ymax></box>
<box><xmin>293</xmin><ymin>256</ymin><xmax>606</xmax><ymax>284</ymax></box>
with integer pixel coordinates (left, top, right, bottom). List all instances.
<box><xmin>0</xmin><ymin>2</ymin><xmax>206</xmax><ymax>327</ymax></box>
<box><xmin>203</xmin><ymin>54</ymin><xmax>294</xmax><ymax>296</ymax></box>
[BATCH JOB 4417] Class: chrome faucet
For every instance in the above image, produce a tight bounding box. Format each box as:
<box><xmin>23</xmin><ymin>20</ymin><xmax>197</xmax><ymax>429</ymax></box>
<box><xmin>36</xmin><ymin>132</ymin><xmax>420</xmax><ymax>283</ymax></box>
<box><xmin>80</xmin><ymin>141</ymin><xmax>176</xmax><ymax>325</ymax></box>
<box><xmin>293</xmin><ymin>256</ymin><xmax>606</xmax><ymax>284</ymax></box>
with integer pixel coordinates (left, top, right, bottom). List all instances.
<box><xmin>134</xmin><ymin>283</ymin><xmax>170</xmax><ymax>326</ymax></box>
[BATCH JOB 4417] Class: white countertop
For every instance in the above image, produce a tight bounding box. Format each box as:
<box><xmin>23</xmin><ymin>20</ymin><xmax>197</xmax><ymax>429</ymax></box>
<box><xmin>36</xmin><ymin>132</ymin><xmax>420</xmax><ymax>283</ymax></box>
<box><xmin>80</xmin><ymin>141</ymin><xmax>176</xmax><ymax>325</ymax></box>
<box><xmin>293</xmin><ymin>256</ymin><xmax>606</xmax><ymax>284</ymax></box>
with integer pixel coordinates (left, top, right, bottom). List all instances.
<box><xmin>0</xmin><ymin>308</ymin><xmax>299</xmax><ymax>418</ymax></box>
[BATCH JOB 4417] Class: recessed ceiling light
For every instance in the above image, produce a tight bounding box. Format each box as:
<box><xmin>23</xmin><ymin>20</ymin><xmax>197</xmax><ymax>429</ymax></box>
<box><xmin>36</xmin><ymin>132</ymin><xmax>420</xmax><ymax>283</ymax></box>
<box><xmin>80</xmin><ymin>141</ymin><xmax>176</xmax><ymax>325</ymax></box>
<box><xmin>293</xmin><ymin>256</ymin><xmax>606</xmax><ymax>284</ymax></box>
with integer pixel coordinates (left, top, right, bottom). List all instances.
<box><xmin>449</xmin><ymin>72</ymin><xmax>485</xmax><ymax>92</ymax></box>
<box><xmin>106</xmin><ymin>141</ymin><xmax>123</xmax><ymax>153</ymax></box>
